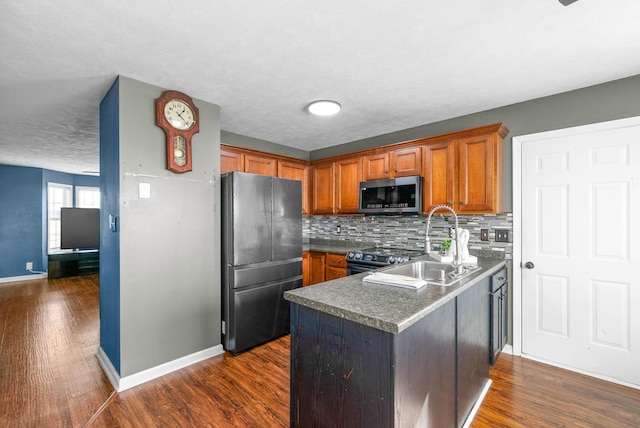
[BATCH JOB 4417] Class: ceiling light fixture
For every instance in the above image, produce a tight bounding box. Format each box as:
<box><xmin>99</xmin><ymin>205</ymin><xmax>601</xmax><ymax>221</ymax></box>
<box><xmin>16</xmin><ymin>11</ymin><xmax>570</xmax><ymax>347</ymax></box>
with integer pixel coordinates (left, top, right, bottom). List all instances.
<box><xmin>307</xmin><ymin>100</ymin><xmax>341</xmax><ymax>116</ymax></box>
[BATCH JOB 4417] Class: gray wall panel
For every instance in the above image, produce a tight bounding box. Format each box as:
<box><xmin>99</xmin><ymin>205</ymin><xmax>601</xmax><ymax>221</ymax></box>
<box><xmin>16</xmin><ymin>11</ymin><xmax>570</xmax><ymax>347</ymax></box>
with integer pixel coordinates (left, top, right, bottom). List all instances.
<box><xmin>117</xmin><ymin>76</ymin><xmax>221</xmax><ymax>377</ymax></box>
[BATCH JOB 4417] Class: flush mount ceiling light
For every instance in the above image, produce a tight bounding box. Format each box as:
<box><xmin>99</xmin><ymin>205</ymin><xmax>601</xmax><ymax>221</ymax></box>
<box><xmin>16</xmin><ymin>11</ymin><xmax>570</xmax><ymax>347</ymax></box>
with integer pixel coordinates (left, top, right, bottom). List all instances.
<box><xmin>307</xmin><ymin>100</ymin><xmax>341</xmax><ymax>116</ymax></box>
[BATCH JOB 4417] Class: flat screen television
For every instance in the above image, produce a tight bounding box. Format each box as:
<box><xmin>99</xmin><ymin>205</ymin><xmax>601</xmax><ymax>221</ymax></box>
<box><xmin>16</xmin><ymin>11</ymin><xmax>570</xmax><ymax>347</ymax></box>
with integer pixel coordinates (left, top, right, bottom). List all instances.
<box><xmin>60</xmin><ymin>208</ymin><xmax>100</xmax><ymax>249</ymax></box>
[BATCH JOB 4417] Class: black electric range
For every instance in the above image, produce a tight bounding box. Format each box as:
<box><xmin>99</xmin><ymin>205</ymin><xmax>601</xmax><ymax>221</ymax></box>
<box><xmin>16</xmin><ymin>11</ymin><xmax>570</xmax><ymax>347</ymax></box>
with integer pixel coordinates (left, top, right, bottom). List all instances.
<box><xmin>345</xmin><ymin>247</ymin><xmax>424</xmax><ymax>274</ymax></box>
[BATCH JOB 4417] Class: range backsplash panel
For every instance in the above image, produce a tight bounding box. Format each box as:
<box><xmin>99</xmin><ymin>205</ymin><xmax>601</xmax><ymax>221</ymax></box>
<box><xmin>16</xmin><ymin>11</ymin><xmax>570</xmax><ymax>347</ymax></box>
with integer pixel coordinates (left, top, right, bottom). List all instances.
<box><xmin>303</xmin><ymin>213</ymin><xmax>513</xmax><ymax>259</ymax></box>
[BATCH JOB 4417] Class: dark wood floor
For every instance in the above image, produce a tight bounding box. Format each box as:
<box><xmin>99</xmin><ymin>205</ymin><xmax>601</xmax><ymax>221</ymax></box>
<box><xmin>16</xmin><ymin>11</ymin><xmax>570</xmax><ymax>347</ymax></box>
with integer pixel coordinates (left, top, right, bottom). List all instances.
<box><xmin>1</xmin><ymin>275</ymin><xmax>639</xmax><ymax>427</ymax></box>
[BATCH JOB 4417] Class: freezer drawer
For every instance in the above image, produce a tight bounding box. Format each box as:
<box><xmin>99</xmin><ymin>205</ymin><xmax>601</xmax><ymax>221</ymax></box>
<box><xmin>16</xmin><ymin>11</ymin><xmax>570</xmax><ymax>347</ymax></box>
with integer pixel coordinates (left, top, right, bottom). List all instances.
<box><xmin>228</xmin><ymin>258</ymin><xmax>302</xmax><ymax>289</ymax></box>
<box><xmin>223</xmin><ymin>276</ymin><xmax>302</xmax><ymax>354</ymax></box>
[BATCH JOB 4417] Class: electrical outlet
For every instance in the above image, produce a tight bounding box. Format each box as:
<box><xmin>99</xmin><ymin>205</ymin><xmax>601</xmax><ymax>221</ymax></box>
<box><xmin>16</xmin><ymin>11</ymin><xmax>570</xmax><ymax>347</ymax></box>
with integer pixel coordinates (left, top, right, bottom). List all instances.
<box><xmin>495</xmin><ymin>229</ymin><xmax>510</xmax><ymax>242</ymax></box>
<box><xmin>480</xmin><ymin>229</ymin><xmax>489</xmax><ymax>241</ymax></box>
<box><xmin>26</xmin><ymin>262</ymin><xmax>33</xmax><ymax>270</ymax></box>
<box><xmin>337</xmin><ymin>225</ymin><xmax>341</xmax><ymax>234</ymax></box>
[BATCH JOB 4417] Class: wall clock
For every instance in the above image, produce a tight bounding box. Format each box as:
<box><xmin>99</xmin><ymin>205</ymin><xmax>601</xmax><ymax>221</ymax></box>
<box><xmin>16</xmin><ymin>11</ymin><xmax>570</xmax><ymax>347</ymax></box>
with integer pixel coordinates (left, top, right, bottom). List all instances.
<box><xmin>155</xmin><ymin>90</ymin><xmax>200</xmax><ymax>173</ymax></box>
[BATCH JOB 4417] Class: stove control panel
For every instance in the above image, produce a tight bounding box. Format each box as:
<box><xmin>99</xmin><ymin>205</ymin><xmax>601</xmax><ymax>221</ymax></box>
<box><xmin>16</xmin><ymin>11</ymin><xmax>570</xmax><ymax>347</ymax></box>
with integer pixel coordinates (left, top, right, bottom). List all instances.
<box><xmin>346</xmin><ymin>251</ymin><xmax>411</xmax><ymax>265</ymax></box>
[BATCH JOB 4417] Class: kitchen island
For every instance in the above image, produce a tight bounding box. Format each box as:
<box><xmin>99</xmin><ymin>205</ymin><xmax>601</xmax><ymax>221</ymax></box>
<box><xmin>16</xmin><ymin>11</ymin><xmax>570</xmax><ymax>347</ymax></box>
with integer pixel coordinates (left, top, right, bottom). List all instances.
<box><xmin>284</xmin><ymin>255</ymin><xmax>506</xmax><ymax>428</ymax></box>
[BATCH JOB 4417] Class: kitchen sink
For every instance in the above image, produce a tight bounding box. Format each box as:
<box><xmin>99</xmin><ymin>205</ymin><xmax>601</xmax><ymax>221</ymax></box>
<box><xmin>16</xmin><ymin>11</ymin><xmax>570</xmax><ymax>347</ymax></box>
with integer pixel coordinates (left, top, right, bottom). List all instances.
<box><xmin>379</xmin><ymin>260</ymin><xmax>481</xmax><ymax>286</ymax></box>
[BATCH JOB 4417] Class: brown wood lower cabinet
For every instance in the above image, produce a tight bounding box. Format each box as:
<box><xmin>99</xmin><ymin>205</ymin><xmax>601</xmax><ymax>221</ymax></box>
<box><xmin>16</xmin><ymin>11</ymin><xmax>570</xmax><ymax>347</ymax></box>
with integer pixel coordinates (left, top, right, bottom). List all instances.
<box><xmin>302</xmin><ymin>252</ymin><xmax>311</xmax><ymax>287</ymax></box>
<box><xmin>302</xmin><ymin>251</ymin><xmax>347</xmax><ymax>286</ymax></box>
<box><xmin>308</xmin><ymin>251</ymin><xmax>326</xmax><ymax>286</ymax></box>
<box><xmin>325</xmin><ymin>252</ymin><xmax>347</xmax><ymax>280</ymax></box>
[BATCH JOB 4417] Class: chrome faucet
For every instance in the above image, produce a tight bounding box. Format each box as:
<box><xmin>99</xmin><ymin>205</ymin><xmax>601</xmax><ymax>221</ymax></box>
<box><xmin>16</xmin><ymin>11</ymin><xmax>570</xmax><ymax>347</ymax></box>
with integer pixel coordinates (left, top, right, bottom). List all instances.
<box><xmin>425</xmin><ymin>205</ymin><xmax>464</xmax><ymax>275</ymax></box>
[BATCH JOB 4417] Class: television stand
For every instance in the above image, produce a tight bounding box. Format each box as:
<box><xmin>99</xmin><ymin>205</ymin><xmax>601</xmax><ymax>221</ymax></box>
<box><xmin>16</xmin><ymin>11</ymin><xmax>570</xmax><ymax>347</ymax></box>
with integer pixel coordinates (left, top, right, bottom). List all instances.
<box><xmin>48</xmin><ymin>250</ymin><xmax>99</xmax><ymax>279</ymax></box>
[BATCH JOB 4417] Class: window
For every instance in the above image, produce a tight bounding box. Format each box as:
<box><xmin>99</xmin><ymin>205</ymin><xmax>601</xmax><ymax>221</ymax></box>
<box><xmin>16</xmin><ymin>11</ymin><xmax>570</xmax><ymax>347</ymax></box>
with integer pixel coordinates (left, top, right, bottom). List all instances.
<box><xmin>76</xmin><ymin>186</ymin><xmax>100</xmax><ymax>208</ymax></box>
<box><xmin>48</xmin><ymin>183</ymin><xmax>72</xmax><ymax>252</ymax></box>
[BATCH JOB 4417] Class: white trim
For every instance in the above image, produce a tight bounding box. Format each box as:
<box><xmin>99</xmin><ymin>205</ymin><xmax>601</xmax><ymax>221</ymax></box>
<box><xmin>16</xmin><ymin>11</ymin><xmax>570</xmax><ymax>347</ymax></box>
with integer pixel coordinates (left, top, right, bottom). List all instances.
<box><xmin>512</xmin><ymin>115</ymin><xmax>640</xmax><ymax>360</ymax></box>
<box><xmin>462</xmin><ymin>380</ymin><xmax>492</xmax><ymax>428</ymax></box>
<box><xmin>501</xmin><ymin>344</ymin><xmax>514</xmax><ymax>355</ymax></box>
<box><xmin>511</xmin><ymin>137</ymin><xmax>523</xmax><ymax>356</ymax></box>
<box><xmin>520</xmin><ymin>353</ymin><xmax>640</xmax><ymax>391</ymax></box>
<box><xmin>75</xmin><ymin>185</ymin><xmax>100</xmax><ymax>209</ymax></box>
<box><xmin>97</xmin><ymin>345</ymin><xmax>224</xmax><ymax>392</ymax></box>
<box><xmin>96</xmin><ymin>347</ymin><xmax>120</xmax><ymax>391</ymax></box>
<box><xmin>0</xmin><ymin>273</ymin><xmax>48</xmax><ymax>284</ymax></box>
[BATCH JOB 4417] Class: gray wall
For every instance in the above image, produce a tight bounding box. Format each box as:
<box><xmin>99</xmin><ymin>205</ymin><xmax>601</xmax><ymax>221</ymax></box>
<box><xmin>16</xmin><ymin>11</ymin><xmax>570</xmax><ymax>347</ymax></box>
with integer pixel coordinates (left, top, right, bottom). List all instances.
<box><xmin>221</xmin><ymin>130</ymin><xmax>309</xmax><ymax>161</ymax></box>
<box><xmin>117</xmin><ymin>77</ymin><xmax>221</xmax><ymax>377</ymax></box>
<box><xmin>311</xmin><ymin>74</ymin><xmax>640</xmax><ymax>211</ymax></box>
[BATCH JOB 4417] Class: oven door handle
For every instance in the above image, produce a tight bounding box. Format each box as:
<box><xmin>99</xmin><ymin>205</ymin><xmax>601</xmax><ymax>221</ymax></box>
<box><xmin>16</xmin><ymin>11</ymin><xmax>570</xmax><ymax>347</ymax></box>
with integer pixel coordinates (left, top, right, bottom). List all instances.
<box><xmin>347</xmin><ymin>263</ymin><xmax>379</xmax><ymax>275</ymax></box>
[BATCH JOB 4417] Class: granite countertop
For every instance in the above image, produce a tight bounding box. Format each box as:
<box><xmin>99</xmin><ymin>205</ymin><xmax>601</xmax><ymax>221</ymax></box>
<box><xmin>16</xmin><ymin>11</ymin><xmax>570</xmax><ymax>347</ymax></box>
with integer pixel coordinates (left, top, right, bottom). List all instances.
<box><xmin>284</xmin><ymin>255</ymin><xmax>506</xmax><ymax>335</ymax></box>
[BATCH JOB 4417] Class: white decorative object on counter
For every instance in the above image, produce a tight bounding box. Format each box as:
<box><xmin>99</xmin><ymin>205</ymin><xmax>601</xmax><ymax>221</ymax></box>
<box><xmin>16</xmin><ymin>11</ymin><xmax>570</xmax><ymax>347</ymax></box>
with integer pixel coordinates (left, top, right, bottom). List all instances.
<box><xmin>431</xmin><ymin>228</ymin><xmax>477</xmax><ymax>264</ymax></box>
<box><xmin>456</xmin><ymin>228</ymin><xmax>478</xmax><ymax>264</ymax></box>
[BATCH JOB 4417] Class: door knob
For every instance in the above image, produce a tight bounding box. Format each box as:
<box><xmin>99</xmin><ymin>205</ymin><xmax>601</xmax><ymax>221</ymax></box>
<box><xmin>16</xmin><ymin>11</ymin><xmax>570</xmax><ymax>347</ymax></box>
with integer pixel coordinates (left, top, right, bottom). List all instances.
<box><xmin>523</xmin><ymin>261</ymin><xmax>535</xmax><ymax>269</ymax></box>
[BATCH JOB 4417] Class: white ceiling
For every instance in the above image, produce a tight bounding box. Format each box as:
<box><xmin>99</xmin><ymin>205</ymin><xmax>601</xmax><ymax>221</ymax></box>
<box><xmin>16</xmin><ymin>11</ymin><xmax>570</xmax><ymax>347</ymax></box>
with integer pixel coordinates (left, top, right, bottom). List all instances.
<box><xmin>1</xmin><ymin>0</ymin><xmax>639</xmax><ymax>175</ymax></box>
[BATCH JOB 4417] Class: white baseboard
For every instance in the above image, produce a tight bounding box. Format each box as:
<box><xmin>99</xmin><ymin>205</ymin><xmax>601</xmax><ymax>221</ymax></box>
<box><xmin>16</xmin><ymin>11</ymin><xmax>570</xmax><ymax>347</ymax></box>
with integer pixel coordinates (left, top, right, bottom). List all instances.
<box><xmin>96</xmin><ymin>347</ymin><xmax>120</xmax><ymax>391</ymax></box>
<box><xmin>0</xmin><ymin>273</ymin><xmax>48</xmax><ymax>284</ymax></box>
<box><xmin>520</xmin><ymin>353</ymin><xmax>640</xmax><ymax>391</ymax></box>
<box><xmin>463</xmin><ymin>379</ymin><xmax>492</xmax><ymax>428</ymax></box>
<box><xmin>97</xmin><ymin>344</ymin><xmax>224</xmax><ymax>392</ymax></box>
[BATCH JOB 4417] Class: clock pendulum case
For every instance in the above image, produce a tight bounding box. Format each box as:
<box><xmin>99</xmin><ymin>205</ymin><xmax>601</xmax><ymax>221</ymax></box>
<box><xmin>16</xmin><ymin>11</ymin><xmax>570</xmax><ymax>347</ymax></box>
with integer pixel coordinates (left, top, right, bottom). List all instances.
<box><xmin>155</xmin><ymin>90</ymin><xmax>200</xmax><ymax>173</ymax></box>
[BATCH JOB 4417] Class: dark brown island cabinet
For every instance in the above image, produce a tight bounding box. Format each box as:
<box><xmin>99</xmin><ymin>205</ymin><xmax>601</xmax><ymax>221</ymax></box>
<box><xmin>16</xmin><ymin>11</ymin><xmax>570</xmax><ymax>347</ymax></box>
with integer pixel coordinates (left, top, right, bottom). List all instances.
<box><xmin>289</xmin><ymin>274</ymin><xmax>492</xmax><ymax>428</ymax></box>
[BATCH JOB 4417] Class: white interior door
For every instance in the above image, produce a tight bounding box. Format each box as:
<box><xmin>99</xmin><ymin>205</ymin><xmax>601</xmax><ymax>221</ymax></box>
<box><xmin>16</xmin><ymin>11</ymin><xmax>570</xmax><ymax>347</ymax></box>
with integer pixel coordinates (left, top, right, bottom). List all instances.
<box><xmin>518</xmin><ymin>118</ymin><xmax>640</xmax><ymax>388</ymax></box>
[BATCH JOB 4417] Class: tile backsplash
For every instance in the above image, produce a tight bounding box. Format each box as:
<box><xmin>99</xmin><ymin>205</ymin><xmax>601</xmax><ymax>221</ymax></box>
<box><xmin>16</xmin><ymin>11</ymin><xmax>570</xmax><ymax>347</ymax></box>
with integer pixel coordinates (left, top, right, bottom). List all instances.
<box><xmin>303</xmin><ymin>213</ymin><xmax>513</xmax><ymax>259</ymax></box>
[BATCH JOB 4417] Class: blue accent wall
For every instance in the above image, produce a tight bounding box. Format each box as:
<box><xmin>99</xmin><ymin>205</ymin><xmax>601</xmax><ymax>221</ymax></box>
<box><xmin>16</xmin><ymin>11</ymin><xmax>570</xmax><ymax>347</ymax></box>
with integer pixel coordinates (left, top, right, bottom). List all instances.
<box><xmin>0</xmin><ymin>165</ymin><xmax>100</xmax><ymax>280</ymax></box>
<box><xmin>0</xmin><ymin>165</ymin><xmax>44</xmax><ymax>278</ymax></box>
<box><xmin>99</xmin><ymin>77</ymin><xmax>121</xmax><ymax>373</ymax></box>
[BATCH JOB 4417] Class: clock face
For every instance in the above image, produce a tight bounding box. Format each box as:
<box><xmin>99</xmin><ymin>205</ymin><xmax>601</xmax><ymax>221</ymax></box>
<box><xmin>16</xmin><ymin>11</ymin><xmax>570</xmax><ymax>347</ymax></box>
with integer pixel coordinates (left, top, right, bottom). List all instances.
<box><xmin>163</xmin><ymin>99</ymin><xmax>196</xmax><ymax>130</ymax></box>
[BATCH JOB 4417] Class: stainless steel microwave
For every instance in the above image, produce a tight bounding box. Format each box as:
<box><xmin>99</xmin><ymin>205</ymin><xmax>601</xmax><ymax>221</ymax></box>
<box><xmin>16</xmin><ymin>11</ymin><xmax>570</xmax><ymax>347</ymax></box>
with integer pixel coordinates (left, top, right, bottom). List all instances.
<box><xmin>358</xmin><ymin>176</ymin><xmax>422</xmax><ymax>215</ymax></box>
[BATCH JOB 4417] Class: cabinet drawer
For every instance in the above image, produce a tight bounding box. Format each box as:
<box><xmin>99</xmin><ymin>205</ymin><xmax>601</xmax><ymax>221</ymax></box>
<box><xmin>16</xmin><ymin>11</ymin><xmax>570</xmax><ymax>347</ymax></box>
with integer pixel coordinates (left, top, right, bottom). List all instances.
<box><xmin>326</xmin><ymin>266</ymin><xmax>347</xmax><ymax>280</ymax></box>
<box><xmin>491</xmin><ymin>268</ymin><xmax>507</xmax><ymax>292</ymax></box>
<box><xmin>326</xmin><ymin>253</ymin><xmax>347</xmax><ymax>268</ymax></box>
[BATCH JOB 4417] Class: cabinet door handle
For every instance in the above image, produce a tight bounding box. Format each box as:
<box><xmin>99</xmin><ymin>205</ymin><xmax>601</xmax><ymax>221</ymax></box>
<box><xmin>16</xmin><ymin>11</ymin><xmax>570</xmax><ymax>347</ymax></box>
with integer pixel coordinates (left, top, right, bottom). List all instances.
<box><xmin>460</xmin><ymin>201</ymin><xmax>465</xmax><ymax>205</ymax></box>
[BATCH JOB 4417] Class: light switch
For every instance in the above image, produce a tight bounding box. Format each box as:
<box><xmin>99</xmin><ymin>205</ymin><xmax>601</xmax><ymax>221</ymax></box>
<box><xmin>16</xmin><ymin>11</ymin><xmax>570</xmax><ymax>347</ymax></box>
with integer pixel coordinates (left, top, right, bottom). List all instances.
<box><xmin>480</xmin><ymin>229</ymin><xmax>489</xmax><ymax>241</ymax></box>
<box><xmin>139</xmin><ymin>182</ymin><xmax>151</xmax><ymax>199</ymax></box>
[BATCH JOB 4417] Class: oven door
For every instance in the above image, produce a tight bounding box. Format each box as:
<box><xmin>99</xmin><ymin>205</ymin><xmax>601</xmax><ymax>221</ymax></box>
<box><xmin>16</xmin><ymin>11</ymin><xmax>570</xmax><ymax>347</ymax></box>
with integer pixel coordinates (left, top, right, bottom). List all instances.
<box><xmin>347</xmin><ymin>262</ymin><xmax>379</xmax><ymax>275</ymax></box>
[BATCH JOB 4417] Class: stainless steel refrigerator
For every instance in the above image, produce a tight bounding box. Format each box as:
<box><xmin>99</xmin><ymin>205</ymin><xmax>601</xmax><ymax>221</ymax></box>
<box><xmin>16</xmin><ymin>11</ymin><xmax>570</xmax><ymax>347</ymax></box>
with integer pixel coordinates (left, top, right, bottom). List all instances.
<box><xmin>221</xmin><ymin>171</ymin><xmax>303</xmax><ymax>354</ymax></box>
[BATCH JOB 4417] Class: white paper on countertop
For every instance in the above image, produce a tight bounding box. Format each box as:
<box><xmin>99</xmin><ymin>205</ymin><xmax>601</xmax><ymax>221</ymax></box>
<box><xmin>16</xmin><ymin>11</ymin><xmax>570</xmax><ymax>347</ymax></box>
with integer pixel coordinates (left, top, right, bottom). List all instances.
<box><xmin>363</xmin><ymin>272</ymin><xmax>428</xmax><ymax>290</ymax></box>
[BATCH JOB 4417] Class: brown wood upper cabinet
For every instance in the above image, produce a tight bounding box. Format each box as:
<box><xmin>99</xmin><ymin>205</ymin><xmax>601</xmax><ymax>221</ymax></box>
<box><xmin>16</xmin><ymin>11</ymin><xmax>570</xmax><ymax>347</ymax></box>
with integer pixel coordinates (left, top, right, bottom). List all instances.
<box><xmin>423</xmin><ymin>139</ymin><xmax>456</xmax><ymax>212</ymax></box>
<box><xmin>278</xmin><ymin>160</ymin><xmax>311</xmax><ymax>215</ymax></box>
<box><xmin>334</xmin><ymin>157</ymin><xmax>362</xmax><ymax>214</ymax></box>
<box><xmin>363</xmin><ymin>146</ymin><xmax>422</xmax><ymax>181</ymax></box>
<box><xmin>220</xmin><ymin>147</ymin><xmax>245</xmax><ymax>174</ymax></box>
<box><xmin>423</xmin><ymin>124</ymin><xmax>507</xmax><ymax>214</ymax></box>
<box><xmin>311</xmin><ymin>160</ymin><xmax>335</xmax><ymax>214</ymax></box>
<box><xmin>220</xmin><ymin>144</ymin><xmax>310</xmax><ymax>214</ymax></box>
<box><xmin>245</xmin><ymin>154</ymin><xmax>277</xmax><ymax>176</ymax></box>
<box><xmin>222</xmin><ymin>122</ymin><xmax>506</xmax><ymax>216</ymax></box>
<box><xmin>311</xmin><ymin>157</ymin><xmax>362</xmax><ymax>215</ymax></box>
<box><xmin>220</xmin><ymin>145</ymin><xmax>278</xmax><ymax>176</ymax></box>
<box><xmin>457</xmin><ymin>132</ymin><xmax>503</xmax><ymax>214</ymax></box>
